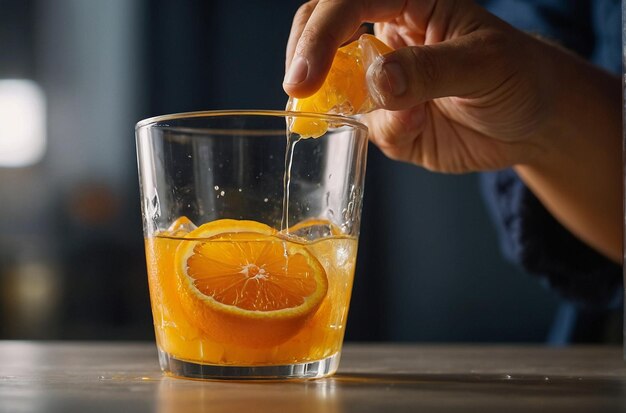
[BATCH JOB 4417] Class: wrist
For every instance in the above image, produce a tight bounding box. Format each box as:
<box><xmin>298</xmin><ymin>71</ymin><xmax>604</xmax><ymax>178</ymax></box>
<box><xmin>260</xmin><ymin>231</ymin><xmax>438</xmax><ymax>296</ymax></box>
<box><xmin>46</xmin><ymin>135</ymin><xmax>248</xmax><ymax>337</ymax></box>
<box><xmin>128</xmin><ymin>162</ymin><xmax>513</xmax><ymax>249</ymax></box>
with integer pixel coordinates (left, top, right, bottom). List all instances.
<box><xmin>516</xmin><ymin>34</ymin><xmax>620</xmax><ymax>171</ymax></box>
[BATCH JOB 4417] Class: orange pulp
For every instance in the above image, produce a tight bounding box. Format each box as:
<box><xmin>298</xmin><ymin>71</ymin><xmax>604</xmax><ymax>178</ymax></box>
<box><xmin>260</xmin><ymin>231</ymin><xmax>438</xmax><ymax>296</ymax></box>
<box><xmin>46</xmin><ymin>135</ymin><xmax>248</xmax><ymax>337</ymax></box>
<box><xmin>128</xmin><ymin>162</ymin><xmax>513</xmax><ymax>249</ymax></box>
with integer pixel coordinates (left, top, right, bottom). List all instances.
<box><xmin>144</xmin><ymin>218</ymin><xmax>357</xmax><ymax>365</ymax></box>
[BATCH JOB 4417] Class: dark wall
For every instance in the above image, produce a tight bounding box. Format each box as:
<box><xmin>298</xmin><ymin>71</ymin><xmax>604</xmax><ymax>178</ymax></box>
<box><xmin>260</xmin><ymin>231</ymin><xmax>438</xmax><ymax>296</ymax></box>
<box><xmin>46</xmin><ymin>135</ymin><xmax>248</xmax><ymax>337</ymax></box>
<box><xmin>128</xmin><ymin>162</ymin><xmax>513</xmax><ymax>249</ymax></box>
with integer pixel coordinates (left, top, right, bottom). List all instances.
<box><xmin>0</xmin><ymin>0</ymin><xmax>561</xmax><ymax>342</ymax></box>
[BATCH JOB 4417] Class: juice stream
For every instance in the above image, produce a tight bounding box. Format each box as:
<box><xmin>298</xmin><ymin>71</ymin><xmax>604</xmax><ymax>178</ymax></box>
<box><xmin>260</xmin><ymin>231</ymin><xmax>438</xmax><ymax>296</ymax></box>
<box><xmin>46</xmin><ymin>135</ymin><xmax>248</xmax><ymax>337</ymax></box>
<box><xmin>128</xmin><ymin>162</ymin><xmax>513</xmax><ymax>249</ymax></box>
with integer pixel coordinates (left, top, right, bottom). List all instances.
<box><xmin>281</xmin><ymin>131</ymin><xmax>299</xmax><ymax>232</ymax></box>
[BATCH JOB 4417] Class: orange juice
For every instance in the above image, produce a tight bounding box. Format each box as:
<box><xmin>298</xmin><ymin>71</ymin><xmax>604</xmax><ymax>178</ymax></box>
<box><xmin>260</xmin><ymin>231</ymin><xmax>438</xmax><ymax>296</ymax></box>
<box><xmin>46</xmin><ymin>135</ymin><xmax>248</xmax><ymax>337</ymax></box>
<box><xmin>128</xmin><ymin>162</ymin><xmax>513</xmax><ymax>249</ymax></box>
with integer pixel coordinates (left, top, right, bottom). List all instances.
<box><xmin>144</xmin><ymin>218</ymin><xmax>357</xmax><ymax>366</ymax></box>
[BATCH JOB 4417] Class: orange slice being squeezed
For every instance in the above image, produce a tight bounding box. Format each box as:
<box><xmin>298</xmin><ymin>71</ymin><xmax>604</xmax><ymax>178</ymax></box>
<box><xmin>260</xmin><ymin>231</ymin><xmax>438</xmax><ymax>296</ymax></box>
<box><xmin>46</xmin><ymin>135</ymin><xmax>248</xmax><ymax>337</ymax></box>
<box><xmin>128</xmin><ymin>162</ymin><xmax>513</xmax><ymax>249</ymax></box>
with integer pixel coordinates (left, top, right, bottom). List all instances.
<box><xmin>287</xmin><ymin>34</ymin><xmax>393</xmax><ymax>138</ymax></box>
<box><xmin>175</xmin><ymin>219</ymin><xmax>328</xmax><ymax>348</ymax></box>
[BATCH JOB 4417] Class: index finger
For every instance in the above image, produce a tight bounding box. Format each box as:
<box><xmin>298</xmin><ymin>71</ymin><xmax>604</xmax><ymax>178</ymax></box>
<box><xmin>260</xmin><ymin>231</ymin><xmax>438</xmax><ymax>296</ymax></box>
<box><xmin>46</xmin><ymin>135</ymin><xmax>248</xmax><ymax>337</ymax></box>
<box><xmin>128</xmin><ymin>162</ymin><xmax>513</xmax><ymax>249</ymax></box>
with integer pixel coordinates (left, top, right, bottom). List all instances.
<box><xmin>283</xmin><ymin>0</ymin><xmax>406</xmax><ymax>98</ymax></box>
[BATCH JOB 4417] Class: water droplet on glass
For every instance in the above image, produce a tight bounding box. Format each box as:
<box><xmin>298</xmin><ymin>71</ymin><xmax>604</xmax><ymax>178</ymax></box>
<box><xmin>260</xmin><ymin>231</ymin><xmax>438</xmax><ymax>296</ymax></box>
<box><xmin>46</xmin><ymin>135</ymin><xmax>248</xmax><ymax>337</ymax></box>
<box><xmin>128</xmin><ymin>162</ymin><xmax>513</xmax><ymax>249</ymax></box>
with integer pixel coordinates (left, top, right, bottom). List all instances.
<box><xmin>147</xmin><ymin>192</ymin><xmax>161</xmax><ymax>221</ymax></box>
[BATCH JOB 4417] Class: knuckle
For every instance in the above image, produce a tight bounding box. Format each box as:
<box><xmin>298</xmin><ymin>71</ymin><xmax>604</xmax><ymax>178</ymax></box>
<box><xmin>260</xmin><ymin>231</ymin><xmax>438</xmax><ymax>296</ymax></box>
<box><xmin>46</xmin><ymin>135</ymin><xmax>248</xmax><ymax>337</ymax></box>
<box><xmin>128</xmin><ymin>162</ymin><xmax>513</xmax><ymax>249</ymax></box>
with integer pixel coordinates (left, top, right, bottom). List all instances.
<box><xmin>318</xmin><ymin>0</ymin><xmax>342</xmax><ymax>6</ymax></box>
<box><xmin>297</xmin><ymin>26</ymin><xmax>339</xmax><ymax>55</ymax></box>
<box><xmin>370</xmin><ymin>127</ymin><xmax>396</xmax><ymax>150</ymax></box>
<box><xmin>295</xmin><ymin>1</ymin><xmax>316</xmax><ymax>22</ymax></box>
<box><xmin>409</xmin><ymin>46</ymin><xmax>441</xmax><ymax>94</ymax></box>
<box><xmin>454</xmin><ymin>0</ymin><xmax>475</xmax><ymax>9</ymax></box>
<box><xmin>481</xmin><ymin>30</ymin><xmax>508</xmax><ymax>55</ymax></box>
<box><xmin>478</xmin><ymin>29</ymin><xmax>517</xmax><ymax>69</ymax></box>
<box><xmin>296</xmin><ymin>27</ymin><xmax>318</xmax><ymax>54</ymax></box>
<box><xmin>371</xmin><ymin>130</ymin><xmax>403</xmax><ymax>159</ymax></box>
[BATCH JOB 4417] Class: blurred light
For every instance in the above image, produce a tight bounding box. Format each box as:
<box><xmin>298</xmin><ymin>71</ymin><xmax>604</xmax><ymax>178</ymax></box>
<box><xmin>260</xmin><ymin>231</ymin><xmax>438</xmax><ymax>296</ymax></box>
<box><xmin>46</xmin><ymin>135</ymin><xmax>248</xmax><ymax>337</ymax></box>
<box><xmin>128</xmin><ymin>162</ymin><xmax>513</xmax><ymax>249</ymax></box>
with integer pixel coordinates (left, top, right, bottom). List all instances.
<box><xmin>1</xmin><ymin>260</ymin><xmax>61</xmax><ymax>338</ymax></box>
<box><xmin>0</xmin><ymin>79</ymin><xmax>47</xmax><ymax>167</ymax></box>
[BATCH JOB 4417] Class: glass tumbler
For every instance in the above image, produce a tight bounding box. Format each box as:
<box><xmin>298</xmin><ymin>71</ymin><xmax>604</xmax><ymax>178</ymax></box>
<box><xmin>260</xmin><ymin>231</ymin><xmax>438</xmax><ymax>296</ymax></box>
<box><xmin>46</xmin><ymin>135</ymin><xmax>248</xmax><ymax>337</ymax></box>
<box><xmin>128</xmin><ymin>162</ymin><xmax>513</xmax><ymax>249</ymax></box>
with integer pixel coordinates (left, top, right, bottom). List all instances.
<box><xmin>135</xmin><ymin>110</ymin><xmax>368</xmax><ymax>379</ymax></box>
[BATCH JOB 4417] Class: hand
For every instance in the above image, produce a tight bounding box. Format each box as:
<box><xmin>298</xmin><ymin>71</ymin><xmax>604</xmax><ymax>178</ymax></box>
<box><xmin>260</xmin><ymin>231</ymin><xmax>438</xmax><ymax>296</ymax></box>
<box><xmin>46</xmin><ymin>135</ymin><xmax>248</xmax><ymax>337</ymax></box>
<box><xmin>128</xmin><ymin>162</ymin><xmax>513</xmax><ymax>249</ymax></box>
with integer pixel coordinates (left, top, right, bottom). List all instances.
<box><xmin>283</xmin><ymin>0</ymin><xmax>557</xmax><ymax>173</ymax></box>
<box><xmin>284</xmin><ymin>0</ymin><xmax>622</xmax><ymax>261</ymax></box>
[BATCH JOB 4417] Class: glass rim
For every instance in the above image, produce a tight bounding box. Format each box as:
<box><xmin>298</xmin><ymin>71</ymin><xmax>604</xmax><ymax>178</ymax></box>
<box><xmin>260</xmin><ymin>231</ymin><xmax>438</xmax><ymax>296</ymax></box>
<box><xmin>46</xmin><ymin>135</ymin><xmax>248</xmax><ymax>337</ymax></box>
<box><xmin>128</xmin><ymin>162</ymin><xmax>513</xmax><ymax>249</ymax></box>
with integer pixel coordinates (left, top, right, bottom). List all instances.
<box><xmin>135</xmin><ymin>109</ymin><xmax>368</xmax><ymax>132</ymax></box>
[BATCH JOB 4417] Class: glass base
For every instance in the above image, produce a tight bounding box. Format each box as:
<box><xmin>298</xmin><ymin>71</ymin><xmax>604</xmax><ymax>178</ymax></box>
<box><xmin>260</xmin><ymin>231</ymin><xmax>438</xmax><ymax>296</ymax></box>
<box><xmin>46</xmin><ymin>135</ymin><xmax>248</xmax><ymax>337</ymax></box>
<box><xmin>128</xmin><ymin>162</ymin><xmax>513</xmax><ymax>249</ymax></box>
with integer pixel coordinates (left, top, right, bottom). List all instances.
<box><xmin>158</xmin><ymin>348</ymin><xmax>341</xmax><ymax>380</ymax></box>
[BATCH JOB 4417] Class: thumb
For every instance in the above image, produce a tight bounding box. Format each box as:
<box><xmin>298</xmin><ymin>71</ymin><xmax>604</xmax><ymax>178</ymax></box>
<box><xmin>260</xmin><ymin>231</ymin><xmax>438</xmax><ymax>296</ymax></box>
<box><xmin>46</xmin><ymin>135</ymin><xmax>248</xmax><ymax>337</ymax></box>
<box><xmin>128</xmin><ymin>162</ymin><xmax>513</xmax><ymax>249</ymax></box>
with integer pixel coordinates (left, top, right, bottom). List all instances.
<box><xmin>366</xmin><ymin>31</ymin><xmax>512</xmax><ymax>110</ymax></box>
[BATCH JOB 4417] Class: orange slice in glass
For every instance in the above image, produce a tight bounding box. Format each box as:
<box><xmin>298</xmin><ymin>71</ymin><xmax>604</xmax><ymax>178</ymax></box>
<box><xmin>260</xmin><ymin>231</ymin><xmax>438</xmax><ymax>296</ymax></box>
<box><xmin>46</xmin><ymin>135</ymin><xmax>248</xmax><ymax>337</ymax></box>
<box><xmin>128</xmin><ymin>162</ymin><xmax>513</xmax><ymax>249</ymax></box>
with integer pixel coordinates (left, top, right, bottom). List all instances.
<box><xmin>287</xmin><ymin>34</ymin><xmax>393</xmax><ymax>138</ymax></box>
<box><xmin>176</xmin><ymin>219</ymin><xmax>328</xmax><ymax>348</ymax></box>
<box><xmin>281</xmin><ymin>218</ymin><xmax>343</xmax><ymax>241</ymax></box>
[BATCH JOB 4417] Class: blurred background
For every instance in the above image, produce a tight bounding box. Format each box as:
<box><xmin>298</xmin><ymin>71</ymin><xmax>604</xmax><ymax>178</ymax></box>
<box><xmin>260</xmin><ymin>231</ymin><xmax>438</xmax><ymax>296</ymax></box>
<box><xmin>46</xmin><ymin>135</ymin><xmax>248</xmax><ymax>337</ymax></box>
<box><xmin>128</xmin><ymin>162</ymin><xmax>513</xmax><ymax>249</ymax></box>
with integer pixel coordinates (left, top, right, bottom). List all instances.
<box><xmin>1</xmin><ymin>0</ymin><xmax>575</xmax><ymax>343</ymax></box>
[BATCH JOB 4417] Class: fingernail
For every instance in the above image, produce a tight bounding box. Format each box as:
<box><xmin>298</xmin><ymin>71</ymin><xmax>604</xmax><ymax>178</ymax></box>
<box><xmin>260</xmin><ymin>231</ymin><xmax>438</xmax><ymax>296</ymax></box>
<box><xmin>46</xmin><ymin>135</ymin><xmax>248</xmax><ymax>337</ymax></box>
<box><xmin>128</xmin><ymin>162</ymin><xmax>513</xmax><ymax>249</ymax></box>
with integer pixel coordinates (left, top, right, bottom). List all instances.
<box><xmin>284</xmin><ymin>55</ymin><xmax>309</xmax><ymax>85</ymax></box>
<box><xmin>367</xmin><ymin>58</ymin><xmax>407</xmax><ymax>104</ymax></box>
<box><xmin>380</xmin><ymin>61</ymin><xmax>407</xmax><ymax>96</ymax></box>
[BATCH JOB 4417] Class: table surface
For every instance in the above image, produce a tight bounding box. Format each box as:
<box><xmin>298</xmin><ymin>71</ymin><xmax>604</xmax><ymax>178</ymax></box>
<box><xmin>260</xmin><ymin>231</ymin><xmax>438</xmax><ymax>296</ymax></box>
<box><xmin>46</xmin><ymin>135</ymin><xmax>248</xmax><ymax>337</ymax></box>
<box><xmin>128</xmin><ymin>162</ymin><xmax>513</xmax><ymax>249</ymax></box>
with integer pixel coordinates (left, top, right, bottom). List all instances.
<box><xmin>1</xmin><ymin>342</ymin><xmax>625</xmax><ymax>413</ymax></box>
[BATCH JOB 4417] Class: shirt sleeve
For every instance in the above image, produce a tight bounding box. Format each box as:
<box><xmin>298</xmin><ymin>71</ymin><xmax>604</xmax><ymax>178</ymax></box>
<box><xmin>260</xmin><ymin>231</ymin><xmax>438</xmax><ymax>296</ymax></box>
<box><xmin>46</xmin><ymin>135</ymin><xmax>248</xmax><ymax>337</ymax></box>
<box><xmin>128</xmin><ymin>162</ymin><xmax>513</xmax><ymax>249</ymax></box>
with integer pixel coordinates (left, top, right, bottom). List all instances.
<box><xmin>480</xmin><ymin>170</ymin><xmax>622</xmax><ymax>309</ymax></box>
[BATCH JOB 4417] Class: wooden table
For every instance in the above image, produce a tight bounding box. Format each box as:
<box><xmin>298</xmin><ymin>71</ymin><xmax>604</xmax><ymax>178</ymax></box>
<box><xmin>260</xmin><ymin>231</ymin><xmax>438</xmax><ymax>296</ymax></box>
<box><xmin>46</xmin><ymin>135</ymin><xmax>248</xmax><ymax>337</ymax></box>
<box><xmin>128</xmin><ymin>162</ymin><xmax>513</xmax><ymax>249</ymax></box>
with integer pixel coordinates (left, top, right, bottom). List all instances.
<box><xmin>0</xmin><ymin>342</ymin><xmax>624</xmax><ymax>412</ymax></box>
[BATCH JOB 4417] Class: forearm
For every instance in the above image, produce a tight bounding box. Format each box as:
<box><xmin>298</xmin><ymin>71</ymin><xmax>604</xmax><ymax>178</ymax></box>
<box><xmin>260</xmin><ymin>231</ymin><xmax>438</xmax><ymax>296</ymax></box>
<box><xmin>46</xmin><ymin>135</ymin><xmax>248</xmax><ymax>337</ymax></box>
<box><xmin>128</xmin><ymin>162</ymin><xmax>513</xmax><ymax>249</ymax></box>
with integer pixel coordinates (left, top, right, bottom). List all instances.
<box><xmin>515</xmin><ymin>38</ymin><xmax>622</xmax><ymax>263</ymax></box>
